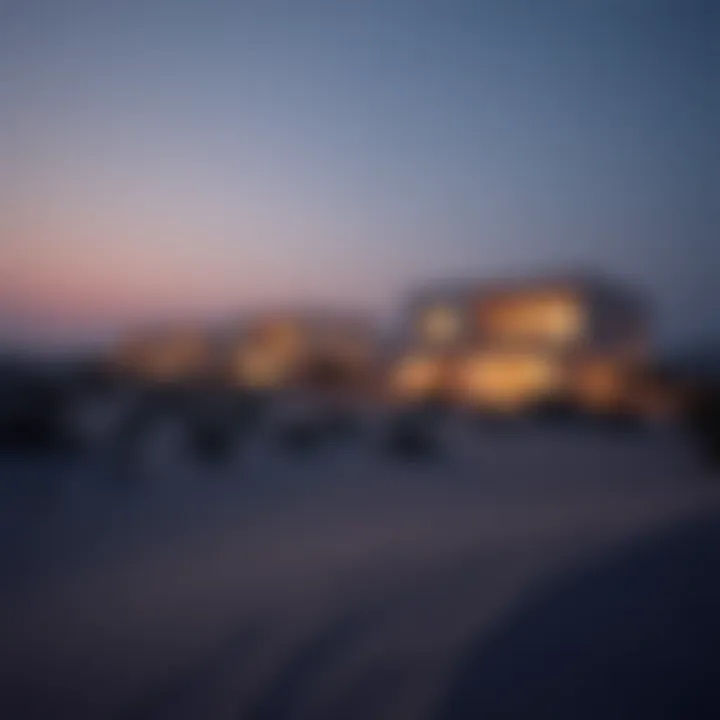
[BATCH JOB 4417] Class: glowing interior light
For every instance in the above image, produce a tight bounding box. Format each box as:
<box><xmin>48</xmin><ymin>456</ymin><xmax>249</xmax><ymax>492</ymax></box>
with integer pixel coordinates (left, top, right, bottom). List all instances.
<box><xmin>239</xmin><ymin>347</ymin><xmax>288</xmax><ymax>388</ymax></box>
<box><xmin>422</xmin><ymin>306</ymin><xmax>461</xmax><ymax>344</ymax></box>
<box><xmin>574</xmin><ymin>360</ymin><xmax>623</xmax><ymax>410</ymax></box>
<box><xmin>480</xmin><ymin>294</ymin><xmax>584</xmax><ymax>344</ymax></box>
<box><xmin>461</xmin><ymin>352</ymin><xmax>559</xmax><ymax>408</ymax></box>
<box><xmin>392</xmin><ymin>355</ymin><xmax>441</xmax><ymax>397</ymax></box>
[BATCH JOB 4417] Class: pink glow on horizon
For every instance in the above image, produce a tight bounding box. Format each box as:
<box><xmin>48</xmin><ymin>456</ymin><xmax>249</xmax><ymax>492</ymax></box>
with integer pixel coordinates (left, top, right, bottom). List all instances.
<box><xmin>0</xmin><ymin>234</ymin><xmax>386</xmax><ymax>343</ymax></box>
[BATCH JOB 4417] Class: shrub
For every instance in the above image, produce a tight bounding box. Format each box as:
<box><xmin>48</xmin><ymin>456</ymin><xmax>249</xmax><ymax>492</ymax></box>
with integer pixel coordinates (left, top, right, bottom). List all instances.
<box><xmin>684</xmin><ymin>385</ymin><xmax>720</xmax><ymax>468</ymax></box>
<box><xmin>187</xmin><ymin>416</ymin><xmax>234</xmax><ymax>466</ymax></box>
<box><xmin>384</xmin><ymin>411</ymin><xmax>440</xmax><ymax>461</ymax></box>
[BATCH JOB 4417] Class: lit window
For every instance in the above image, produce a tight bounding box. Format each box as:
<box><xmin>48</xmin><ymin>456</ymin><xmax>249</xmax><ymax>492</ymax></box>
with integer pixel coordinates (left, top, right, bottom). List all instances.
<box><xmin>574</xmin><ymin>361</ymin><xmax>623</xmax><ymax>410</ymax></box>
<box><xmin>392</xmin><ymin>355</ymin><xmax>441</xmax><ymax>397</ymax></box>
<box><xmin>239</xmin><ymin>347</ymin><xmax>288</xmax><ymax>388</ymax></box>
<box><xmin>262</xmin><ymin>321</ymin><xmax>302</xmax><ymax>354</ymax></box>
<box><xmin>421</xmin><ymin>306</ymin><xmax>461</xmax><ymax>344</ymax></box>
<box><xmin>461</xmin><ymin>352</ymin><xmax>559</xmax><ymax>408</ymax></box>
<box><xmin>143</xmin><ymin>334</ymin><xmax>208</xmax><ymax>381</ymax></box>
<box><xmin>480</xmin><ymin>294</ymin><xmax>584</xmax><ymax>344</ymax></box>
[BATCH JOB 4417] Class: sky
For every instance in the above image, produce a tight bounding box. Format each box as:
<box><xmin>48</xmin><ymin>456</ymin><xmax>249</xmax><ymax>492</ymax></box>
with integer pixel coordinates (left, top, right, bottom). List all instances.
<box><xmin>0</xmin><ymin>0</ymin><xmax>716</xmax><ymax>350</ymax></box>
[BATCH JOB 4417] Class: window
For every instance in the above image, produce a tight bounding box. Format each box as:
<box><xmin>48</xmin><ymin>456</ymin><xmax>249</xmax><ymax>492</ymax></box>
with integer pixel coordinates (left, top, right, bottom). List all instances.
<box><xmin>479</xmin><ymin>293</ymin><xmax>584</xmax><ymax>345</ymax></box>
<box><xmin>392</xmin><ymin>355</ymin><xmax>442</xmax><ymax>397</ymax></box>
<box><xmin>421</xmin><ymin>306</ymin><xmax>461</xmax><ymax>344</ymax></box>
<box><xmin>461</xmin><ymin>352</ymin><xmax>559</xmax><ymax>408</ymax></box>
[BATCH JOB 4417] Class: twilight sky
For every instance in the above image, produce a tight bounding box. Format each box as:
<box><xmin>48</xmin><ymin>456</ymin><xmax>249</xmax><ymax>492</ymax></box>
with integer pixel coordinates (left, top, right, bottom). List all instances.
<box><xmin>0</xmin><ymin>0</ymin><xmax>716</xmax><ymax>349</ymax></box>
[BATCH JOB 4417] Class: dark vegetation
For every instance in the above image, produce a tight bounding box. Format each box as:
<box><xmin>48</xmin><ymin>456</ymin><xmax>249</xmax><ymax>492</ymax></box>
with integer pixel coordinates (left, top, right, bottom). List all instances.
<box><xmin>384</xmin><ymin>408</ymin><xmax>442</xmax><ymax>461</ymax></box>
<box><xmin>1</xmin><ymin>356</ymin><xmax>719</xmax><ymax>474</ymax></box>
<box><xmin>471</xmin><ymin>406</ymin><xmax>518</xmax><ymax>432</ymax></box>
<box><xmin>277</xmin><ymin>415</ymin><xmax>328</xmax><ymax>457</ymax></box>
<box><xmin>187</xmin><ymin>414</ymin><xmax>236</xmax><ymax>466</ymax></box>
<box><xmin>528</xmin><ymin>396</ymin><xmax>587</xmax><ymax>426</ymax></box>
<box><xmin>230</xmin><ymin>389</ymin><xmax>270</xmax><ymax>432</ymax></box>
<box><xmin>596</xmin><ymin>405</ymin><xmax>644</xmax><ymax>434</ymax></box>
<box><xmin>0</xmin><ymin>369</ymin><xmax>79</xmax><ymax>457</ymax></box>
<box><xmin>684</xmin><ymin>383</ymin><xmax>720</xmax><ymax>469</ymax></box>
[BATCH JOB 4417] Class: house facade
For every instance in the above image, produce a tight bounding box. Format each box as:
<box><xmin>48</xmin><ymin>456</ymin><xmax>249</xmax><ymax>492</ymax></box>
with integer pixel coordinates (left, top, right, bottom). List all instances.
<box><xmin>114</xmin><ymin>313</ymin><xmax>375</xmax><ymax>392</ymax></box>
<box><xmin>219</xmin><ymin>312</ymin><xmax>376</xmax><ymax>391</ymax></box>
<box><xmin>112</xmin><ymin>327</ymin><xmax>213</xmax><ymax>383</ymax></box>
<box><xmin>389</xmin><ymin>274</ymin><xmax>652</xmax><ymax>412</ymax></box>
<box><xmin>109</xmin><ymin>272</ymin><xmax>667</xmax><ymax>415</ymax></box>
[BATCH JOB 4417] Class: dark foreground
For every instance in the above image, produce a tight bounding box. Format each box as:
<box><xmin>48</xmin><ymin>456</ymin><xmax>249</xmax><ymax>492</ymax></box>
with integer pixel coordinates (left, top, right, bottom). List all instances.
<box><xmin>0</xmin><ymin>423</ymin><xmax>718</xmax><ymax>719</ymax></box>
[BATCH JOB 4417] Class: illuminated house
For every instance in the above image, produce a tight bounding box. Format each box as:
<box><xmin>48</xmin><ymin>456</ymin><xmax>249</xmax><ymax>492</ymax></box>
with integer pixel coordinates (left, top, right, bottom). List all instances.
<box><xmin>222</xmin><ymin>312</ymin><xmax>375</xmax><ymax>391</ymax></box>
<box><xmin>113</xmin><ymin>327</ymin><xmax>214</xmax><ymax>383</ymax></box>
<box><xmin>111</xmin><ymin>310</ymin><xmax>376</xmax><ymax>393</ymax></box>
<box><xmin>389</xmin><ymin>274</ymin><xmax>651</xmax><ymax>412</ymax></box>
<box><xmin>109</xmin><ymin>272</ymin><xmax>658</xmax><ymax>414</ymax></box>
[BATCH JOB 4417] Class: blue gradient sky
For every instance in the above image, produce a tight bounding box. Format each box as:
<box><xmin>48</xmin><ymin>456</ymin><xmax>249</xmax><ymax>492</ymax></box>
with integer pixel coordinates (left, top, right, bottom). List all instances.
<box><xmin>0</xmin><ymin>0</ymin><xmax>716</xmax><ymax>349</ymax></box>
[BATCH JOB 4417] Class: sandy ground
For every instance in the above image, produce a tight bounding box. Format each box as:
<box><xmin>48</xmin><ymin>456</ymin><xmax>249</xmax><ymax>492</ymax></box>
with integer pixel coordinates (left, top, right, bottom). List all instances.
<box><xmin>0</xmin><ymin>420</ymin><xmax>718</xmax><ymax>719</ymax></box>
